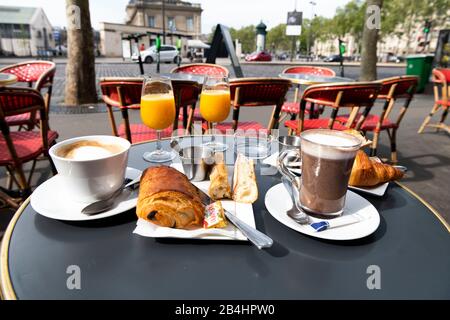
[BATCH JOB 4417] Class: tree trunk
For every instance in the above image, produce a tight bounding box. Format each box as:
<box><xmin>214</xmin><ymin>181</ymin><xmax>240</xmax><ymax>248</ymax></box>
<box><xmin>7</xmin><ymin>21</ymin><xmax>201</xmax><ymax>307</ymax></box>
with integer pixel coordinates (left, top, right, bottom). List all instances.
<box><xmin>64</xmin><ymin>0</ymin><xmax>97</xmax><ymax>105</ymax></box>
<box><xmin>360</xmin><ymin>0</ymin><xmax>383</xmax><ymax>81</ymax></box>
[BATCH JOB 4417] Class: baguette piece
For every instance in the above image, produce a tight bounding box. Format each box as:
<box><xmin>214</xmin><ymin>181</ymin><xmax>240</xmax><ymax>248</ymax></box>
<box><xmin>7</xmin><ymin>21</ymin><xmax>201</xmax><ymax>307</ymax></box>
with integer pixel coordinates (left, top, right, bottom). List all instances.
<box><xmin>349</xmin><ymin>151</ymin><xmax>404</xmax><ymax>187</ymax></box>
<box><xmin>232</xmin><ymin>154</ymin><xmax>258</xmax><ymax>204</ymax></box>
<box><xmin>136</xmin><ymin>166</ymin><xmax>205</xmax><ymax>229</ymax></box>
<box><xmin>208</xmin><ymin>153</ymin><xmax>232</xmax><ymax>200</ymax></box>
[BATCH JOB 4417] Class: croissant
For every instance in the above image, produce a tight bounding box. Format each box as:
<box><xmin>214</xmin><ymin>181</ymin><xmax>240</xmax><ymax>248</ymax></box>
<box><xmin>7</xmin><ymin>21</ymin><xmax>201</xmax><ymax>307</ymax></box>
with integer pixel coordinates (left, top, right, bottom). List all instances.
<box><xmin>136</xmin><ymin>166</ymin><xmax>205</xmax><ymax>229</ymax></box>
<box><xmin>349</xmin><ymin>151</ymin><xmax>404</xmax><ymax>187</ymax></box>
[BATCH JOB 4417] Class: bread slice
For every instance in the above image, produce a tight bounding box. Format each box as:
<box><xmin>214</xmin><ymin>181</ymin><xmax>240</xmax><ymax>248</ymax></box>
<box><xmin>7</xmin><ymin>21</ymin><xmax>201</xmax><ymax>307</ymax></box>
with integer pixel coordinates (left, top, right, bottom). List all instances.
<box><xmin>209</xmin><ymin>153</ymin><xmax>232</xmax><ymax>200</ymax></box>
<box><xmin>232</xmin><ymin>154</ymin><xmax>258</xmax><ymax>204</ymax></box>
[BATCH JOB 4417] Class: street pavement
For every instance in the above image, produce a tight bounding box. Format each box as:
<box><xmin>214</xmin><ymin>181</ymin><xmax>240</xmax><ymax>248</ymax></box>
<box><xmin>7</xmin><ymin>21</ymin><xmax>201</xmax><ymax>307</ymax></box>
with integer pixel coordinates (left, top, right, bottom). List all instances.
<box><xmin>0</xmin><ymin>60</ymin><xmax>448</xmax><ymax>234</ymax></box>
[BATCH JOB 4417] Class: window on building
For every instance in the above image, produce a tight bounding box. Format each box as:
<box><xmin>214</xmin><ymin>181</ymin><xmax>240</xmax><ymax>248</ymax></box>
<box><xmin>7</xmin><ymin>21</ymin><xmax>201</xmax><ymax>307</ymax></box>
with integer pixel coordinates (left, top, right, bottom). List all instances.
<box><xmin>36</xmin><ymin>30</ymin><xmax>42</xmax><ymax>38</ymax></box>
<box><xmin>10</xmin><ymin>24</ymin><xmax>31</xmax><ymax>39</ymax></box>
<box><xmin>0</xmin><ymin>24</ymin><xmax>13</xmax><ymax>38</ymax></box>
<box><xmin>168</xmin><ymin>17</ymin><xmax>176</xmax><ymax>31</ymax></box>
<box><xmin>148</xmin><ymin>16</ymin><xmax>155</xmax><ymax>28</ymax></box>
<box><xmin>186</xmin><ymin>17</ymin><xmax>194</xmax><ymax>31</ymax></box>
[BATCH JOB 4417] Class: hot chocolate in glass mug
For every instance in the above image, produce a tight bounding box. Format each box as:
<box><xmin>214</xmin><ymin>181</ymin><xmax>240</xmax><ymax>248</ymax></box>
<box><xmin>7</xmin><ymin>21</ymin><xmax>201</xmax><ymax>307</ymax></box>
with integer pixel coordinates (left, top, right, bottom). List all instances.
<box><xmin>280</xmin><ymin>129</ymin><xmax>362</xmax><ymax>218</ymax></box>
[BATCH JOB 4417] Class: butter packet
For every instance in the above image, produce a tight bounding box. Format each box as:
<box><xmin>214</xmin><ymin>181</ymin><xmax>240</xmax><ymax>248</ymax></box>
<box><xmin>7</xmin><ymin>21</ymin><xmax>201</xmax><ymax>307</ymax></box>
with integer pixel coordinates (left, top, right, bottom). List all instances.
<box><xmin>203</xmin><ymin>201</ymin><xmax>228</xmax><ymax>229</ymax></box>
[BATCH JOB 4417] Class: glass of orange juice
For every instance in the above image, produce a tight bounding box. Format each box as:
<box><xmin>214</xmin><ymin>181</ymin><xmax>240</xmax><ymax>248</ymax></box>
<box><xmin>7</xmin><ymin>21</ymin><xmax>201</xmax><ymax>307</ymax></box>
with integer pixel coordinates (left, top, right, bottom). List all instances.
<box><xmin>199</xmin><ymin>75</ymin><xmax>231</xmax><ymax>152</ymax></box>
<box><xmin>140</xmin><ymin>76</ymin><xmax>176</xmax><ymax>163</ymax></box>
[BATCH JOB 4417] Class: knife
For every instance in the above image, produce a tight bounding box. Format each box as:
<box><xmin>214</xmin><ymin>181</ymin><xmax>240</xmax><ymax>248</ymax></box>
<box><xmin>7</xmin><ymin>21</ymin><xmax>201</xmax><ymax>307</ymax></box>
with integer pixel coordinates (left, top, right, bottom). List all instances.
<box><xmin>194</xmin><ymin>186</ymin><xmax>273</xmax><ymax>250</ymax></box>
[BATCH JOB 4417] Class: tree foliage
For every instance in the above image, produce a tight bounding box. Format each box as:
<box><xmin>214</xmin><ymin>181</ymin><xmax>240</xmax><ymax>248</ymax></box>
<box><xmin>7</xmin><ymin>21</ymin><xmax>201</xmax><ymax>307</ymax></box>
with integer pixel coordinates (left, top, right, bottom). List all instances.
<box><xmin>208</xmin><ymin>0</ymin><xmax>450</xmax><ymax>55</ymax></box>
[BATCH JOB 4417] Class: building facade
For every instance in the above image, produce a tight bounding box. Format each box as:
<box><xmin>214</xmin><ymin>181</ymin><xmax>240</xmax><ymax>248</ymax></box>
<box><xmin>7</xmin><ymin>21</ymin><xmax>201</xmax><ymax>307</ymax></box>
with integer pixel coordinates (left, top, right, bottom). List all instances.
<box><xmin>0</xmin><ymin>6</ymin><xmax>54</xmax><ymax>57</ymax></box>
<box><xmin>100</xmin><ymin>0</ymin><xmax>202</xmax><ymax>57</ymax></box>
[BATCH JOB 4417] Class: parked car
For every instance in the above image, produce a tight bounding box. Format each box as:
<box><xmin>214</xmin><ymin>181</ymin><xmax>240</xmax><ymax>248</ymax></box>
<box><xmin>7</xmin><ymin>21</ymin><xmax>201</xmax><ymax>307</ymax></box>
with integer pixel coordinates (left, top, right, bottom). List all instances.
<box><xmin>323</xmin><ymin>54</ymin><xmax>343</xmax><ymax>62</ymax></box>
<box><xmin>276</xmin><ymin>52</ymin><xmax>289</xmax><ymax>60</ymax></box>
<box><xmin>131</xmin><ymin>45</ymin><xmax>180</xmax><ymax>64</ymax></box>
<box><xmin>245</xmin><ymin>51</ymin><xmax>272</xmax><ymax>62</ymax></box>
<box><xmin>387</xmin><ymin>54</ymin><xmax>405</xmax><ymax>63</ymax></box>
<box><xmin>52</xmin><ymin>45</ymin><xmax>67</xmax><ymax>56</ymax></box>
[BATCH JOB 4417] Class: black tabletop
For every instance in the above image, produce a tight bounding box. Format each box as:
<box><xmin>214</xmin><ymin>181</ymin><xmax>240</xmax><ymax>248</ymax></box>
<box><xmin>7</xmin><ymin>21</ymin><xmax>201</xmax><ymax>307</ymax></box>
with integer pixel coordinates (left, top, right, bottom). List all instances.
<box><xmin>2</xmin><ymin>137</ymin><xmax>450</xmax><ymax>299</ymax></box>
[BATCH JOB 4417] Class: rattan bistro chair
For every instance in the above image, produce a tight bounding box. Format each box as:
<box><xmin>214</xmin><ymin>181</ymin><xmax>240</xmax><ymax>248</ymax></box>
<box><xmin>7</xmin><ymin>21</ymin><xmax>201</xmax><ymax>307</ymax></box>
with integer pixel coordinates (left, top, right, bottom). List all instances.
<box><xmin>280</xmin><ymin>66</ymin><xmax>337</xmax><ymax>131</ymax></box>
<box><xmin>203</xmin><ymin>77</ymin><xmax>291</xmax><ymax>134</ymax></box>
<box><xmin>171</xmin><ymin>63</ymin><xmax>229</xmax><ymax>128</ymax></box>
<box><xmin>0</xmin><ymin>61</ymin><xmax>56</xmax><ymax>130</ymax></box>
<box><xmin>170</xmin><ymin>63</ymin><xmax>229</xmax><ymax>77</ymax></box>
<box><xmin>100</xmin><ymin>77</ymin><xmax>199</xmax><ymax>143</ymax></box>
<box><xmin>336</xmin><ymin>76</ymin><xmax>418</xmax><ymax>162</ymax></box>
<box><xmin>418</xmin><ymin>68</ymin><xmax>450</xmax><ymax>134</ymax></box>
<box><xmin>0</xmin><ymin>87</ymin><xmax>58</xmax><ymax>203</ymax></box>
<box><xmin>285</xmin><ymin>82</ymin><xmax>381</xmax><ymax>134</ymax></box>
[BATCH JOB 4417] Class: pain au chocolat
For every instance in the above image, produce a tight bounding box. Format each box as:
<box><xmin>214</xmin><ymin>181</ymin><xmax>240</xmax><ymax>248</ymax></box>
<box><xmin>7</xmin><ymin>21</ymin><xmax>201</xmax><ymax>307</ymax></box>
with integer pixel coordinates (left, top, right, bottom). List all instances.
<box><xmin>136</xmin><ymin>166</ymin><xmax>205</xmax><ymax>229</ymax></box>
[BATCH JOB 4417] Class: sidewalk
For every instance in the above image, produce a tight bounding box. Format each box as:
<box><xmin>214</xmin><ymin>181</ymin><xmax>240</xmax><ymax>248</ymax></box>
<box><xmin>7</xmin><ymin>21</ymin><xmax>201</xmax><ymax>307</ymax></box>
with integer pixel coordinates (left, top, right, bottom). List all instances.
<box><xmin>0</xmin><ymin>56</ymin><xmax>406</xmax><ymax>68</ymax></box>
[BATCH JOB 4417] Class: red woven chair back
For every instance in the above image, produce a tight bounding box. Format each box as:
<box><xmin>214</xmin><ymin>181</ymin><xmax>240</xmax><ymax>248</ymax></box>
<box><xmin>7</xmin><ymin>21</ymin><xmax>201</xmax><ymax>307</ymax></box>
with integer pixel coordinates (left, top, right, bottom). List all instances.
<box><xmin>100</xmin><ymin>78</ymin><xmax>143</xmax><ymax>108</ymax></box>
<box><xmin>100</xmin><ymin>77</ymin><xmax>201</xmax><ymax>108</ymax></box>
<box><xmin>0</xmin><ymin>87</ymin><xmax>45</xmax><ymax>117</ymax></box>
<box><xmin>0</xmin><ymin>61</ymin><xmax>56</xmax><ymax>90</ymax></box>
<box><xmin>377</xmin><ymin>76</ymin><xmax>418</xmax><ymax>100</ymax></box>
<box><xmin>302</xmin><ymin>82</ymin><xmax>381</xmax><ymax>108</ymax></box>
<box><xmin>282</xmin><ymin>66</ymin><xmax>336</xmax><ymax>77</ymax></box>
<box><xmin>171</xmin><ymin>80</ymin><xmax>201</xmax><ymax>107</ymax></box>
<box><xmin>171</xmin><ymin>63</ymin><xmax>229</xmax><ymax>76</ymax></box>
<box><xmin>432</xmin><ymin>68</ymin><xmax>450</xmax><ymax>85</ymax></box>
<box><xmin>230</xmin><ymin>78</ymin><xmax>291</xmax><ymax>107</ymax></box>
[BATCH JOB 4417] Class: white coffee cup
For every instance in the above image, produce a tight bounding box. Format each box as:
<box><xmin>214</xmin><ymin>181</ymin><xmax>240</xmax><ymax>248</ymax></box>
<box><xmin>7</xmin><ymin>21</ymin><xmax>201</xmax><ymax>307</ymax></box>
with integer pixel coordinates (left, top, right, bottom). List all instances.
<box><xmin>49</xmin><ymin>135</ymin><xmax>131</xmax><ymax>203</ymax></box>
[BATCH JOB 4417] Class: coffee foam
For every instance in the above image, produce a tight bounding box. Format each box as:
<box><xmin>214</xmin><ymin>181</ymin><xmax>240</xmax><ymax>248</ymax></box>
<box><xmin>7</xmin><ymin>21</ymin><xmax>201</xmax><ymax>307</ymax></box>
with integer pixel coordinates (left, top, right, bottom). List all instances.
<box><xmin>64</xmin><ymin>146</ymin><xmax>116</xmax><ymax>160</ymax></box>
<box><xmin>302</xmin><ymin>132</ymin><xmax>360</xmax><ymax>159</ymax></box>
<box><xmin>56</xmin><ymin>140</ymin><xmax>124</xmax><ymax>161</ymax></box>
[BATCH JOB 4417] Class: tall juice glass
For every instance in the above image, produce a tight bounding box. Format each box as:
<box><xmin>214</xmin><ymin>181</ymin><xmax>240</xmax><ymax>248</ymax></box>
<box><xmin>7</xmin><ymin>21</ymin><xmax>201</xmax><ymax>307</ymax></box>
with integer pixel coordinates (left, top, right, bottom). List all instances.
<box><xmin>199</xmin><ymin>75</ymin><xmax>230</xmax><ymax>152</ymax></box>
<box><xmin>140</xmin><ymin>76</ymin><xmax>176</xmax><ymax>163</ymax></box>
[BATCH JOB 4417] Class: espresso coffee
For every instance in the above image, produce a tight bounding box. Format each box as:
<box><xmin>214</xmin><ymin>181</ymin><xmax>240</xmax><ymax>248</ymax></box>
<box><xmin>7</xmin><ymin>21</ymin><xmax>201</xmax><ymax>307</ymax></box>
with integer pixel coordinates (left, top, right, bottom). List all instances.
<box><xmin>56</xmin><ymin>140</ymin><xmax>124</xmax><ymax>161</ymax></box>
<box><xmin>299</xmin><ymin>131</ymin><xmax>361</xmax><ymax>216</ymax></box>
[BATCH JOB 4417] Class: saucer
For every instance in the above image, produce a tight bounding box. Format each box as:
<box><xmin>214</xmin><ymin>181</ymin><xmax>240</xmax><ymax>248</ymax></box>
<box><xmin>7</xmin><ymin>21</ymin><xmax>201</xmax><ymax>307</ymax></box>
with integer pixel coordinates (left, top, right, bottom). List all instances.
<box><xmin>265</xmin><ymin>183</ymin><xmax>380</xmax><ymax>240</ymax></box>
<box><xmin>348</xmin><ymin>182</ymin><xmax>389</xmax><ymax>197</ymax></box>
<box><xmin>31</xmin><ymin>167</ymin><xmax>142</xmax><ymax>221</ymax></box>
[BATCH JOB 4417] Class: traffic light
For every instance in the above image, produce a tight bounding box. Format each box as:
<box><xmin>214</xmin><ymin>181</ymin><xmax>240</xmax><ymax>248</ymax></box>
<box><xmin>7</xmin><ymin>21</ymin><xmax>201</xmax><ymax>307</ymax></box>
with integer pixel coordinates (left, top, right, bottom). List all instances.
<box><xmin>423</xmin><ymin>20</ymin><xmax>432</xmax><ymax>34</ymax></box>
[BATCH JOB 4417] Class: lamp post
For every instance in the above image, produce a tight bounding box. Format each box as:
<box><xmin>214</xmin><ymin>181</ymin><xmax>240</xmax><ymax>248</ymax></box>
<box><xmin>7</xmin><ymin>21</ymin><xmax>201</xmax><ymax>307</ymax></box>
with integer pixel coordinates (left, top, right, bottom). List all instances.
<box><xmin>307</xmin><ymin>1</ymin><xmax>316</xmax><ymax>60</ymax></box>
<box><xmin>162</xmin><ymin>0</ymin><xmax>166</xmax><ymax>44</ymax></box>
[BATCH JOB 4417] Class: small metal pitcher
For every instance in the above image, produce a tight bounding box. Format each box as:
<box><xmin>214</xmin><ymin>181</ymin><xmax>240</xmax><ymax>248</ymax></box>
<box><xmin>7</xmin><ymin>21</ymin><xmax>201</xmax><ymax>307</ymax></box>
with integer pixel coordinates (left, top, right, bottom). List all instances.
<box><xmin>179</xmin><ymin>146</ymin><xmax>214</xmax><ymax>182</ymax></box>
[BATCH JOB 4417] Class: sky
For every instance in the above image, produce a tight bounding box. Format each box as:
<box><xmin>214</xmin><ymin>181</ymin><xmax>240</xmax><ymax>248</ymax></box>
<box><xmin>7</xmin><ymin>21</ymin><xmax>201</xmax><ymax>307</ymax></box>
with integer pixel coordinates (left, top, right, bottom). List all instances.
<box><xmin>0</xmin><ymin>0</ymin><xmax>350</xmax><ymax>33</ymax></box>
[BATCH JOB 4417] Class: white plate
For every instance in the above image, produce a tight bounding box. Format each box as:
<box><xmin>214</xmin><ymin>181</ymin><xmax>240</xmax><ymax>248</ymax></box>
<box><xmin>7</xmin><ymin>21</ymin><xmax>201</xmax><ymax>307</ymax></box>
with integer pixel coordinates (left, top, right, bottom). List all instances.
<box><xmin>31</xmin><ymin>167</ymin><xmax>141</xmax><ymax>221</ymax></box>
<box><xmin>133</xmin><ymin>163</ymin><xmax>256</xmax><ymax>242</ymax></box>
<box><xmin>265</xmin><ymin>184</ymin><xmax>380</xmax><ymax>240</ymax></box>
<box><xmin>348</xmin><ymin>183</ymin><xmax>389</xmax><ymax>197</ymax></box>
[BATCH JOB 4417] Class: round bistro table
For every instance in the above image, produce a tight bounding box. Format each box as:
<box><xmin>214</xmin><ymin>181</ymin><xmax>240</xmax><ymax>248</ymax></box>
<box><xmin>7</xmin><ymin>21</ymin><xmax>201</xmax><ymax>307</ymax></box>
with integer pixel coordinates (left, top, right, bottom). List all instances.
<box><xmin>278</xmin><ymin>73</ymin><xmax>354</xmax><ymax>86</ymax></box>
<box><xmin>0</xmin><ymin>73</ymin><xmax>17</xmax><ymax>87</ymax></box>
<box><xmin>1</xmin><ymin>136</ymin><xmax>450</xmax><ymax>300</ymax></box>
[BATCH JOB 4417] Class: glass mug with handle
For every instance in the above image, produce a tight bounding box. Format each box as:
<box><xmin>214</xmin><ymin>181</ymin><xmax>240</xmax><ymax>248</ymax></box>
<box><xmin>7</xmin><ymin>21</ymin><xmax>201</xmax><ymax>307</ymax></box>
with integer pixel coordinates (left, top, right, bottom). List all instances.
<box><xmin>279</xmin><ymin>129</ymin><xmax>361</xmax><ymax>217</ymax></box>
<box><xmin>199</xmin><ymin>75</ymin><xmax>231</xmax><ymax>152</ymax></box>
<box><xmin>140</xmin><ymin>76</ymin><xmax>176</xmax><ymax>163</ymax></box>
